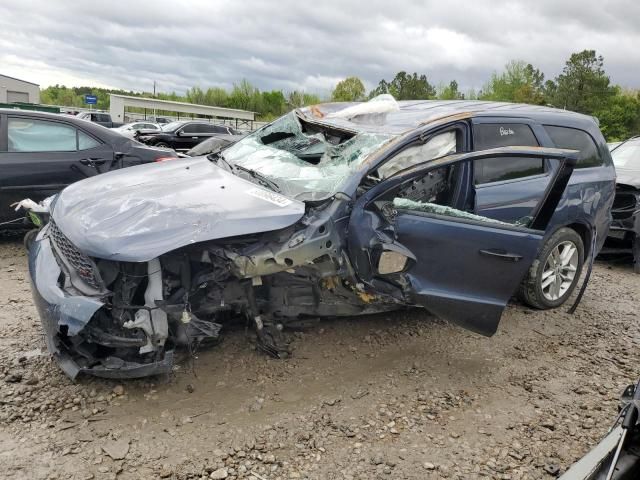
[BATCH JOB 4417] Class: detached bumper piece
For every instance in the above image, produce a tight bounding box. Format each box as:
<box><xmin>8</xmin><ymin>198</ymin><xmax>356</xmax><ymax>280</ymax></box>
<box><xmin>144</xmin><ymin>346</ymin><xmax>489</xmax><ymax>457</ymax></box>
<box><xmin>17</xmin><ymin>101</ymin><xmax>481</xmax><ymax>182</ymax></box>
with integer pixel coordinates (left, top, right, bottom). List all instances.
<box><xmin>28</xmin><ymin>232</ymin><xmax>174</xmax><ymax>380</ymax></box>
<box><xmin>54</xmin><ymin>349</ymin><xmax>174</xmax><ymax>381</ymax></box>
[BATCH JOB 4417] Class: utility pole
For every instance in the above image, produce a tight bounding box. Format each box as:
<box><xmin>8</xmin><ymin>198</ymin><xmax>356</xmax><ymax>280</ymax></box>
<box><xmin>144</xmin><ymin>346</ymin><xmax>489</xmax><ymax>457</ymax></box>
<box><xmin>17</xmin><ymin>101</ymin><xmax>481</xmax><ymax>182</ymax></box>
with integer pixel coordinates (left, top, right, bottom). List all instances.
<box><xmin>153</xmin><ymin>80</ymin><xmax>157</xmax><ymax>119</ymax></box>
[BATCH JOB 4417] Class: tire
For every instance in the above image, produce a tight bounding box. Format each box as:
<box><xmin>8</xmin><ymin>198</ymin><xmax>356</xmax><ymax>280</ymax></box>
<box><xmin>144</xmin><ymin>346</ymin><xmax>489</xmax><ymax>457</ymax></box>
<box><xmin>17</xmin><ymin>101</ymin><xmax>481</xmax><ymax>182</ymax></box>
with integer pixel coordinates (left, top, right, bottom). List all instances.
<box><xmin>519</xmin><ymin>227</ymin><xmax>584</xmax><ymax>309</ymax></box>
<box><xmin>155</xmin><ymin>142</ymin><xmax>170</xmax><ymax>148</ymax></box>
<box><xmin>23</xmin><ymin>228</ymin><xmax>39</xmax><ymax>252</ymax></box>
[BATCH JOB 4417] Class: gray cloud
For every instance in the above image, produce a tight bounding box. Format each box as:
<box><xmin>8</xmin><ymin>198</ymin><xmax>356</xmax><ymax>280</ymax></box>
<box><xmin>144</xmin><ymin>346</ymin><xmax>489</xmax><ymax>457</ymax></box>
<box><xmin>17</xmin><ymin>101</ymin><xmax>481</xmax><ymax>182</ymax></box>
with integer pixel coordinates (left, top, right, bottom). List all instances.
<box><xmin>0</xmin><ymin>0</ymin><xmax>638</xmax><ymax>97</ymax></box>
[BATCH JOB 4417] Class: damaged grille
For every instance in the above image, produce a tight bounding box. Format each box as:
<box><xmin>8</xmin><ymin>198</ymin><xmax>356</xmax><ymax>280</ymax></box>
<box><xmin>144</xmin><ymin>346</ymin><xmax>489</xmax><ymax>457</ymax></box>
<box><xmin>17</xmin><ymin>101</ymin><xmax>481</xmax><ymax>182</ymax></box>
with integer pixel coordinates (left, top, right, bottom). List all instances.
<box><xmin>48</xmin><ymin>220</ymin><xmax>102</xmax><ymax>290</ymax></box>
<box><xmin>612</xmin><ymin>190</ymin><xmax>638</xmax><ymax>220</ymax></box>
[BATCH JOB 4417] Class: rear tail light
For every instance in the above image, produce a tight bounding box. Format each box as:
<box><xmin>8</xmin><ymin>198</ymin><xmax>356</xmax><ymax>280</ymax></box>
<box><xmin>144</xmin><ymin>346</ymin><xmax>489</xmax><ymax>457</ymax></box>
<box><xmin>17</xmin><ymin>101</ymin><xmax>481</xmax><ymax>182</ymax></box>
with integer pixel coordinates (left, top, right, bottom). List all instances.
<box><xmin>155</xmin><ymin>156</ymin><xmax>177</xmax><ymax>163</ymax></box>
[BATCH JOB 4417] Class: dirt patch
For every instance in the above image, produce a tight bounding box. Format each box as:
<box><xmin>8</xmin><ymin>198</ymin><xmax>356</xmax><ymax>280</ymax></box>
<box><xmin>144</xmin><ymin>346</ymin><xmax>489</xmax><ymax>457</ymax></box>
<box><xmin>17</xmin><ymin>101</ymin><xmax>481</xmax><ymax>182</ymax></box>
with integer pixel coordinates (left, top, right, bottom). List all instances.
<box><xmin>1</xmin><ymin>236</ymin><xmax>639</xmax><ymax>479</ymax></box>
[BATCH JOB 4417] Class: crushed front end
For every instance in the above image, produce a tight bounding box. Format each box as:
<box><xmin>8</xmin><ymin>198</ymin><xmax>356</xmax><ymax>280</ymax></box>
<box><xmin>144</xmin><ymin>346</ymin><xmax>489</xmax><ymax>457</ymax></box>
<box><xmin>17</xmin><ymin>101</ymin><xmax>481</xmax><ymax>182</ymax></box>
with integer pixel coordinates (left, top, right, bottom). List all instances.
<box><xmin>603</xmin><ymin>184</ymin><xmax>640</xmax><ymax>272</ymax></box>
<box><xmin>28</xmin><ymin>198</ymin><xmax>399</xmax><ymax>380</ymax></box>
<box><xmin>28</xmin><ymin>223</ymin><xmax>174</xmax><ymax>379</ymax></box>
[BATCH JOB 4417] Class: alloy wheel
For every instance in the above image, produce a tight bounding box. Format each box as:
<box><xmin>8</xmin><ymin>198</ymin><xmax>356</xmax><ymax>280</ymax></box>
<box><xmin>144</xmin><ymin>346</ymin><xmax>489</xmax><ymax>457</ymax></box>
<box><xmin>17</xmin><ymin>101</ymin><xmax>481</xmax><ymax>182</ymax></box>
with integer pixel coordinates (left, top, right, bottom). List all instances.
<box><xmin>540</xmin><ymin>240</ymin><xmax>579</xmax><ymax>301</ymax></box>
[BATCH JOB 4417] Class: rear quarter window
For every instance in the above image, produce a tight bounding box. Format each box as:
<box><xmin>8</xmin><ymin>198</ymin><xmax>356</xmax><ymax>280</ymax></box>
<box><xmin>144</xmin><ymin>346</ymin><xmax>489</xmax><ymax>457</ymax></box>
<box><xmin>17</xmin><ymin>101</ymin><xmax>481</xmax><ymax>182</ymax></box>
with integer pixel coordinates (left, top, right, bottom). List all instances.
<box><xmin>544</xmin><ymin>126</ymin><xmax>602</xmax><ymax>168</ymax></box>
<box><xmin>473</xmin><ymin>123</ymin><xmax>544</xmax><ymax>184</ymax></box>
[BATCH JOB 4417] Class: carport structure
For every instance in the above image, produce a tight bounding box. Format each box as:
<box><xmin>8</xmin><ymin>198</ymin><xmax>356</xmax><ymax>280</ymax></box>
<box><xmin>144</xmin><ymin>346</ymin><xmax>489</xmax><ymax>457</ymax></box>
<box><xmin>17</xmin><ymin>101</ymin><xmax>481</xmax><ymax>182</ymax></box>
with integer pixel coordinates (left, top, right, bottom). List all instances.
<box><xmin>109</xmin><ymin>94</ymin><xmax>256</xmax><ymax>129</ymax></box>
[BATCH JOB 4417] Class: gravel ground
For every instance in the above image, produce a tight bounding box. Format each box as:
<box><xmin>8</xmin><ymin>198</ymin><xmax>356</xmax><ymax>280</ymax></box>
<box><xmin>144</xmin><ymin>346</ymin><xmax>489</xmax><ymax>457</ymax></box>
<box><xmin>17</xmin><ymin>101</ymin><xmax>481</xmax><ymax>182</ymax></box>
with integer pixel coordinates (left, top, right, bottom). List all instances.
<box><xmin>0</xmin><ymin>236</ymin><xmax>639</xmax><ymax>480</ymax></box>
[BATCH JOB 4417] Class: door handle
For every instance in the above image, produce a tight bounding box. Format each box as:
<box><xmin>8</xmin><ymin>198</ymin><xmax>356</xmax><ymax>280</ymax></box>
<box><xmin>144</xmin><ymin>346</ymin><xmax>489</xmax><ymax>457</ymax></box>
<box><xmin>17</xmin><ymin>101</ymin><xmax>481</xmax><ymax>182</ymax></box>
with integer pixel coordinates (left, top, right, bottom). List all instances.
<box><xmin>479</xmin><ymin>248</ymin><xmax>523</xmax><ymax>262</ymax></box>
<box><xmin>80</xmin><ymin>158</ymin><xmax>106</xmax><ymax>167</ymax></box>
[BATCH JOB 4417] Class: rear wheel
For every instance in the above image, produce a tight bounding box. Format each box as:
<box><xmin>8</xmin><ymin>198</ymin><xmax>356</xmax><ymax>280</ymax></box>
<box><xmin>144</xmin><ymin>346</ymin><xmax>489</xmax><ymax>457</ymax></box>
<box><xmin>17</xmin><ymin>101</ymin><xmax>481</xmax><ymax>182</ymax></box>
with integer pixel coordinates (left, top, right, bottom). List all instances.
<box><xmin>520</xmin><ymin>227</ymin><xmax>584</xmax><ymax>309</ymax></box>
<box><xmin>155</xmin><ymin>142</ymin><xmax>170</xmax><ymax>148</ymax></box>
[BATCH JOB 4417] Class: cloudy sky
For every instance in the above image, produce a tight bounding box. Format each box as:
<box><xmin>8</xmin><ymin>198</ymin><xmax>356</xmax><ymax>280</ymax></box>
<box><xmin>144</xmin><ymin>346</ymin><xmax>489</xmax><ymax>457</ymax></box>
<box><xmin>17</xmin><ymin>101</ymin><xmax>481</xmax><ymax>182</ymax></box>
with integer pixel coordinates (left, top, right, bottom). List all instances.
<box><xmin>1</xmin><ymin>0</ymin><xmax>638</xmax><ymax>96</ymax></box>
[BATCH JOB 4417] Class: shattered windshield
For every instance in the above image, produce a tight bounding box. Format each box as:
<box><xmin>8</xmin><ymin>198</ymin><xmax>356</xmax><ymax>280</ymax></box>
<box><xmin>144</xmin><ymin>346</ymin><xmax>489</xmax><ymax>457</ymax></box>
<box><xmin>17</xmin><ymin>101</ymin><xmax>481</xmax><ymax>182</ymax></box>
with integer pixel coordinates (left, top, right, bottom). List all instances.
<box><xmin>221</xmin><ymin>112</ymin><xmax>393</xmax><ymax>201</ymax></box>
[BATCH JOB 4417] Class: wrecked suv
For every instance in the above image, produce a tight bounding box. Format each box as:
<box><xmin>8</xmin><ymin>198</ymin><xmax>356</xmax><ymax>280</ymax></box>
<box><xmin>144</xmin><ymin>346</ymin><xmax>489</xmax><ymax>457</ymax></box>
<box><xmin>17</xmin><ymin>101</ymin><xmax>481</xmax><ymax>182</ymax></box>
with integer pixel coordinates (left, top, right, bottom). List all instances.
<box><xmin>27</xmin><ymin>97</ymin><xmax>615</xmax><ymax>379</ymax></box>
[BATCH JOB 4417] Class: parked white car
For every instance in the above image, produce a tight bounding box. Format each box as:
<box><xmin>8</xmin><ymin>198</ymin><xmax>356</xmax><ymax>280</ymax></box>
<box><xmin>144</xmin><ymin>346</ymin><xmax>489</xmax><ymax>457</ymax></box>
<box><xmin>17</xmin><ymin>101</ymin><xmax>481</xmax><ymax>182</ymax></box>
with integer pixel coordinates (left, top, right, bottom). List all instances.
<box><xmin>111</xmin><ymin>121</ymin><xmax>161</xmax><ymax>138</ymax></box>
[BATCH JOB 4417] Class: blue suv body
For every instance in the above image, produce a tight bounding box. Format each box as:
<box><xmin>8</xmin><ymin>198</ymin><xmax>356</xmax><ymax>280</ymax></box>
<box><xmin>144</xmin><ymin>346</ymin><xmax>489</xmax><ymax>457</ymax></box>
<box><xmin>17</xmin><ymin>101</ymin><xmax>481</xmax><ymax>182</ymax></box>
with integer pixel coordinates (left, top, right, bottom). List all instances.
<box><xmin>27</xmin><ymin>99</ymin><xmax>615</xmax><ymax>379</ymax></box>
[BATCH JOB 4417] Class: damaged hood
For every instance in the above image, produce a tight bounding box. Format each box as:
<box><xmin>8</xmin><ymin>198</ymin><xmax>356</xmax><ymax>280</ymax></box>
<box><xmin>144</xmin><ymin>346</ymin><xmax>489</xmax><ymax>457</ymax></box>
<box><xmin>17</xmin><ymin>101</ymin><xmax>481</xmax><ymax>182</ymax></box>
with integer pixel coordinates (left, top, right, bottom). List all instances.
<box><xmin>51</xmin><ymin>157</ymin><xmax>305</xmax><ymax>261</ymax></box>
<box><xmin>616</xmin><ymin>167</ymin><xmax>640</xmax><ymax>189</ymax></box>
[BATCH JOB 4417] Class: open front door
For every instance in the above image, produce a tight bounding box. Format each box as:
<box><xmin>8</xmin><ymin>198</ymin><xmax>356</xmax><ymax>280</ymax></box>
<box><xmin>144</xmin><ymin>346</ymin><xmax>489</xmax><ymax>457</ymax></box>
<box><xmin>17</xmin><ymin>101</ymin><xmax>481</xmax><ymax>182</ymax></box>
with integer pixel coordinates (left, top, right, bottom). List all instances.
<box><xmin>348</xmin><ymin>147</ymin><xmax>578</xmax><ymax>336</ymax></box>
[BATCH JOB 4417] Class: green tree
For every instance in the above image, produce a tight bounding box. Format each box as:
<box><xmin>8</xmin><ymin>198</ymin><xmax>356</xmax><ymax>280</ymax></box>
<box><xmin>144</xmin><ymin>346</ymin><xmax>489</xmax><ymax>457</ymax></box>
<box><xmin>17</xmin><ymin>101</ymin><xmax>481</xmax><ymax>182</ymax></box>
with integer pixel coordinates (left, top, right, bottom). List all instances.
<box><xmin>186</xmin><ymin>86</ymin><xmax>206</xmax><ymax>105</ymax></box>
<box><xmin>331</xmin><ymin>76</ymin><xmax>366</xmax><ymax>102</ymax></box>
<box><xmin>287</xmin><ymin>91</ymin><xmax>322</xmax><ymax>108</ymax></box>
<box><xmin>595</xmin><ymin>88</ymin><xmax>640</xmax><ymax>141</ymax></box>
<box><xmin>227</xmin><ymin>79</ymin><xmax>262</xmax><ymax>112</ymax></box>
<box><xmin>369</xmin><ymin>71</ymin><xmax>436</xmax><ymax>100</ymax></box>
<box><xmin>437</xmin><ymin>80</ymin><xmax>464</xmax><ymax>100</ymax></box>
<box><xmin>204</xmin><ymin>87</ymin><xmax>229</xmax><ymax>107</ymax></box>
<box><xmin>260</xmin><ymin>90</ymin><xmax>287</xmax><ymax>119</ymax></box>
<box><xmin>549</xmin><ymin>50</ymin><xmax>614</xmax><ymax>114</ymax></box>
<box><xmin>480</xmin><ymin>60</ymin><xmax>546</xmax><ymax>104</ymax></box>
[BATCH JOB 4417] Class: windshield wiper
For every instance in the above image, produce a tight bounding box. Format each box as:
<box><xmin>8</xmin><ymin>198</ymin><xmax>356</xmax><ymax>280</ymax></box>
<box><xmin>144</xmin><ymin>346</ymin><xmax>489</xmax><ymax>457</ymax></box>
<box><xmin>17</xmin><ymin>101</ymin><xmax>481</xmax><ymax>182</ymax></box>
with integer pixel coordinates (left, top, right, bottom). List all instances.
<box><xmin>233</xmin><ymin>164</ymin><xmax>281</xmax><ymax>193</ymax></box>
<box><xmin>208</xmin><ymin>151</ymin><xmax>281</xmax><ymax>193</ymax></box>
<box><xmin>207</xmin><ymin>151</ymin><xmax>233</xmax><ymax>171</ymax></box>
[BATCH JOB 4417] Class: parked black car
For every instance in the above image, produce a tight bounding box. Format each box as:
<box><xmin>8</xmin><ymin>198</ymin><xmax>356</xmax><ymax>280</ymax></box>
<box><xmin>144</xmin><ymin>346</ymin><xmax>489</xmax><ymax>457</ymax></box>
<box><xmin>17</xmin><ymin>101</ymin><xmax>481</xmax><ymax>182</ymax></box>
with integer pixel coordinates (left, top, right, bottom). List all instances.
<box><xmin>27</xmin><ymin>97</ymin><xmax>615</xmax><ymax>379</ymax></box>
<box><xmin>603</xmin><ymin>137</ymin><xmax>640</xmax><ymax>272</ymax></box>
<box><xmin>0</xmin><ymin>109</ymin><xmax>178</xmax><ymax>227</ymax></box>
<box><xmin>137</xmin><ymin>121</ymin><xmax>240</xmax><ymax>151</ymax></box>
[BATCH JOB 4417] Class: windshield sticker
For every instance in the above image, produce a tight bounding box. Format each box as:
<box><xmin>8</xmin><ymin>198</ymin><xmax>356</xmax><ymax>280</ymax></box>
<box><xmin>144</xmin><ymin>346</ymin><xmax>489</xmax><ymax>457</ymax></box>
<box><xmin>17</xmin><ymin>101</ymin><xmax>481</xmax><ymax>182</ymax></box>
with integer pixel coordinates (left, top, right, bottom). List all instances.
<box><xmin>246</xmin><ymin>188</ymin><xmax>292</xmax><ymax>207</ymax></box>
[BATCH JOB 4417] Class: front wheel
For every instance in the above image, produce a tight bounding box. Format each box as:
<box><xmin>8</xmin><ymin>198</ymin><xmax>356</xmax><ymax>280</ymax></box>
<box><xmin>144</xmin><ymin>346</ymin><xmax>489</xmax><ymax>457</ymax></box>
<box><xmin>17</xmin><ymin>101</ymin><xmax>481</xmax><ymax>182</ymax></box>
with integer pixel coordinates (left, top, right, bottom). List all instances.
<box><xmin>23</xmin><ymin>228</ymin><xmax>39</xmax><ymax>252</ymax></box>
<box><xmin>155</xmin><ymin>142</ymin><xmax>170</xmax><ymax>148</ymax></box>
<box><xmin>520</xmin><ymin>227</ymin><xmax>584</xmax><ymax>309</ymax></box>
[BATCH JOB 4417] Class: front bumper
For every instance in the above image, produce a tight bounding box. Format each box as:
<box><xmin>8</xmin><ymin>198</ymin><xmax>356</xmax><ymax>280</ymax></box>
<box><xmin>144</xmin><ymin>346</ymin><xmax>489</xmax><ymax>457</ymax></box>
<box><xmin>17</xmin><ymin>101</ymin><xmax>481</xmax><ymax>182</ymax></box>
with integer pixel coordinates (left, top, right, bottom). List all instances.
<box><xmin>27</xmin><ymin>230</ymin><xmax>173</xmax><ymax>380</ymax></box>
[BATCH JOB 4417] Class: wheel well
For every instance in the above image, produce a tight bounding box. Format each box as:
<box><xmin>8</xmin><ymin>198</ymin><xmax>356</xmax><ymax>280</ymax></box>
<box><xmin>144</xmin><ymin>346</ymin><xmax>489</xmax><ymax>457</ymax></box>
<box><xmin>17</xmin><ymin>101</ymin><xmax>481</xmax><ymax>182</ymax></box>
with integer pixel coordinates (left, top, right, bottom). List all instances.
<box><xmin>565</xmin><ymin>222</ymin><xmax>592</xmax><ymax>257</ymax></box>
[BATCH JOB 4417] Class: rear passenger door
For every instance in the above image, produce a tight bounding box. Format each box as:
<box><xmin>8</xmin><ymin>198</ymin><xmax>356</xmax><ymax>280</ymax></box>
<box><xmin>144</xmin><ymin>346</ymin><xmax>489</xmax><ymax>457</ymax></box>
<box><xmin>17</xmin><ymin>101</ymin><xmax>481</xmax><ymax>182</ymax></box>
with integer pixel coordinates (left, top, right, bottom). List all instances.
<box><xmin>0</xmin><ymin>114</ymin><xmax>114</xmax><ymax>222</ymax></box>
<box><xmin>472</xmin><ymin>119</ymin><xmax>551</xmax><ymax>223</ymax></box>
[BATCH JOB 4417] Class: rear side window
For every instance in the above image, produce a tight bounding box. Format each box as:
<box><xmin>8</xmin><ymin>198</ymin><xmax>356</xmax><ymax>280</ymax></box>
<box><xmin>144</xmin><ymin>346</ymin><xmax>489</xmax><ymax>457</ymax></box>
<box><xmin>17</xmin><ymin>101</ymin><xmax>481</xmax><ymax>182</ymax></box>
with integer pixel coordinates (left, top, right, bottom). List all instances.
<box><xmin>182</xmin><ymin>123</ymin><xmax>200</xmax><ymax>134</ymax></box>
<box><xmin>78</xmin><ymin>131</ymin><xmax>101</xmax><ymax>150</ymax></box>
<box><xmin>473</xmin><ymin>123</ymin><xmax>543</xmax><ymax>184</ymax></box>
<box><xmin>544</xmin><ymin>126</ymin><xmax>602</xmax><ymax>168</ymax></box>
<box><xmin>213</xmin><ymin>125</ymin><xmax>230</xmax><ymax>134</ymax></box>
<box><xmin>8</xmin><ymin>118</ymin><xmax>77</xmax><ymax>152</ymax></box>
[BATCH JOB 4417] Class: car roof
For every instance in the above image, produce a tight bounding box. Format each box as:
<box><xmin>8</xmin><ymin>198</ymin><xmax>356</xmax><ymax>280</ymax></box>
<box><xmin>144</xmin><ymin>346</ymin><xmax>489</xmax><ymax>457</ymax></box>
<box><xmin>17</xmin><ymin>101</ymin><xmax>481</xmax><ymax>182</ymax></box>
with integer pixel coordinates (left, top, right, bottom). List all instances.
<box><xmin>299</xmin><ymin>100</ymin><xmax>598</xmax><ymax>136</ymax></box>
<box><xmin>0</xmin><ymin>108</ymin><xmax>128</xmax><ymax>142</ymax></box>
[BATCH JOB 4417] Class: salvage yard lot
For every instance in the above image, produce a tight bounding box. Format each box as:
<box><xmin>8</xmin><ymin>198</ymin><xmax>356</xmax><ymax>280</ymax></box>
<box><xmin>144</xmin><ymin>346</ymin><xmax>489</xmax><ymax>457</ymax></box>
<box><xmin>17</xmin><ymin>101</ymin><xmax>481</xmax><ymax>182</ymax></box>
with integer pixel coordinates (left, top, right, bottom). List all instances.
<box><xmin>0</xmin><ymin>236</ymin><xmax>638</xmax><ymax>480</ymax></box>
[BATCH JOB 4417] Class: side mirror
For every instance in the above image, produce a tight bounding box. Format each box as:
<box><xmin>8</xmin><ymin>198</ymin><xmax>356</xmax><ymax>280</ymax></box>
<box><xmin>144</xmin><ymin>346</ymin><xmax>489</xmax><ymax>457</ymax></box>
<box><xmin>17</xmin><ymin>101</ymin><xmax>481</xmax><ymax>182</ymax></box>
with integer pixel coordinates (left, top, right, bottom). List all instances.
<box><xmin>176</xmin><ymin>130</ymin><xmax>183</xmax><ymax>136</ymax></box>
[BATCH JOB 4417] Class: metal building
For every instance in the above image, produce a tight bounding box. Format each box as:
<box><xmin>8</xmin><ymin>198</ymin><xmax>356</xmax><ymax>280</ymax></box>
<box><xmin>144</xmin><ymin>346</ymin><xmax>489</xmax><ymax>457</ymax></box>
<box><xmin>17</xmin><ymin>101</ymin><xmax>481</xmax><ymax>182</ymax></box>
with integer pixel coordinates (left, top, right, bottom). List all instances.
<box><xmin>109</xmin><ymin>94</ymin><xmax>256</xmax><ymax>129</ymax></box>
<box><xmin>0</xmin><ymin>74</ymin><xmax>40</xmax><ymax>104</ymax></box>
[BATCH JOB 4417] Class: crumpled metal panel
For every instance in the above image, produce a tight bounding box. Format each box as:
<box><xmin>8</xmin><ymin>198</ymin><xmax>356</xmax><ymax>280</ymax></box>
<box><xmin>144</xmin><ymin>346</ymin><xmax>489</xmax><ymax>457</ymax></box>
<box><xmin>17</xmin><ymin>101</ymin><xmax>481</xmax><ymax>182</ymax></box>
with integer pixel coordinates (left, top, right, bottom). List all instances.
<box><xmin>51</xmin><ymin>157</ymin><xmax>306</xmax><ymax>262</ymax></box>
<box><xmin>616</xmin><ymin>167</ymin><xmax>640</xmax><ymax>189</ymax></box>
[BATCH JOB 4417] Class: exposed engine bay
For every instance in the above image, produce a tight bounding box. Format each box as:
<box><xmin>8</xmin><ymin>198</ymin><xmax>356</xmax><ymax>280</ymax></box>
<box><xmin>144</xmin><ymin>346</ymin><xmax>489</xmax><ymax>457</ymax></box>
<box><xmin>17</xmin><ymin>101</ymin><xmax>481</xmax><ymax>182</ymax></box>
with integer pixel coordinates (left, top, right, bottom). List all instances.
<box><xmin>45</xmin><ymin>199</ymin><xmax>393</xmax><ymax>376</ymax></box>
